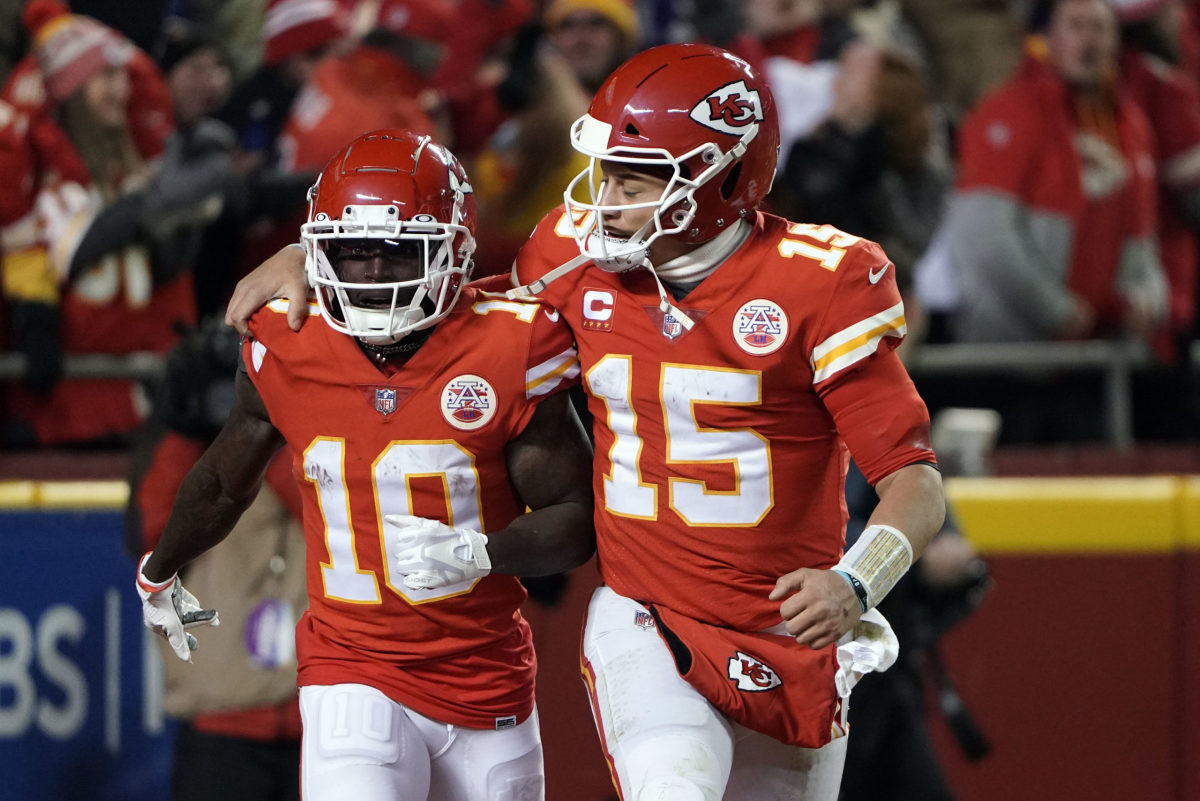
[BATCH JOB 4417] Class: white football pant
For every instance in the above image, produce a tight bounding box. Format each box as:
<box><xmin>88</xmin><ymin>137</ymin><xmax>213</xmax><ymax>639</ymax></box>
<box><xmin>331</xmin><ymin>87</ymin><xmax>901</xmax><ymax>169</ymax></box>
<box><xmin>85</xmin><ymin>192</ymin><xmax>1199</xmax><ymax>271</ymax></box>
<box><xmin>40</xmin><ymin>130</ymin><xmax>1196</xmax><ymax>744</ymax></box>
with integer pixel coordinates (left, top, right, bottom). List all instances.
<box><xmin>582</xmin><ymin>586</ymin><xmax>848</xmax><ymax>801</ymax></box>
<box><xmin>299</xmin><ymin>683</ymin><xmax>544</xmax><ymax>801</ymax></box>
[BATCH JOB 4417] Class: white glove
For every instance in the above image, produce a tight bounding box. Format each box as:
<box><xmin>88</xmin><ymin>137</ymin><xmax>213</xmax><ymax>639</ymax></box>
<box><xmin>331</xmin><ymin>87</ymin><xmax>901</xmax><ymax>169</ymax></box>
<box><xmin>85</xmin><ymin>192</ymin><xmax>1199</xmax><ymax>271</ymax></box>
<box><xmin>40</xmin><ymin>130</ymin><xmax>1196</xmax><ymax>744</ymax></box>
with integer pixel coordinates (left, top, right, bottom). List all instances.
<box><xmin>387</xmin><ymin>514</ymin><xmax>491</xmax><ymax>591</ymax></box>
<box><xmin>136</xmin><ymin>552</ymin><xmax>220</xmax><ymax>662</ymax></box>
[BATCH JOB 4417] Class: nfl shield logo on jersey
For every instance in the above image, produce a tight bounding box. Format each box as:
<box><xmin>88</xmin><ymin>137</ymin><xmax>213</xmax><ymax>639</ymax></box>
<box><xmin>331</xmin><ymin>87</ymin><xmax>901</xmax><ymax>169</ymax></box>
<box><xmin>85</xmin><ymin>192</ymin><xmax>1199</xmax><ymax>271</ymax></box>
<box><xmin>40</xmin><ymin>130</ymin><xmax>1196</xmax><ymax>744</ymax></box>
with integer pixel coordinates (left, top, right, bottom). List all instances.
<box><xmin>633</xmin><ymin>610</ymin><xmax>655</xmax><ymax>630</ymax></box>
<box><xmin>662</xmin><ymin>313</ymin><xmax>684</xmax><ymax>340</ymax></box>
<box><xmin>375</xmin><ymin>388</ymin><xmax>397</xmax><ymax>416</ymax></box>
<box><xmin>727</xmin><ymin>650</ymin><xmax>782</xmax><ymax>692</ymax></box>
<box><xmin>441</xmin><ymin>374</ymin><xmax>497</xmax><ymax>430</ymax></box>
<box><xmin>733</xmin><ymin>299</ymin><xmax>789</xmax><ymax>356</ymax></box>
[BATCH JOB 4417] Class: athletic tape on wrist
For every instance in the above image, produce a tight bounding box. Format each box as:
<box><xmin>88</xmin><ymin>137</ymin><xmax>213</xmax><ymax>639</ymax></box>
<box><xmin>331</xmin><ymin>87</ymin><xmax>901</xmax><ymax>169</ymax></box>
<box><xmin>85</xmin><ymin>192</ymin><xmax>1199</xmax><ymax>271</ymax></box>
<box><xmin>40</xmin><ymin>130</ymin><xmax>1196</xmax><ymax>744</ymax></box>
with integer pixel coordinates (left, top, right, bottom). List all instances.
<box><xmin>136</xmin><ymin>552</ymin><xmax>176</xmax><ymax>593</ymax></box>
<box><xmin>470</xmin><ymin>531</ymin><xmax>492</xmax><ymax>571</ymax></box>
<box><xmin>835</xmin><ymin>524</ymin><xmax>913</xmax><ymax>610</ymax></box>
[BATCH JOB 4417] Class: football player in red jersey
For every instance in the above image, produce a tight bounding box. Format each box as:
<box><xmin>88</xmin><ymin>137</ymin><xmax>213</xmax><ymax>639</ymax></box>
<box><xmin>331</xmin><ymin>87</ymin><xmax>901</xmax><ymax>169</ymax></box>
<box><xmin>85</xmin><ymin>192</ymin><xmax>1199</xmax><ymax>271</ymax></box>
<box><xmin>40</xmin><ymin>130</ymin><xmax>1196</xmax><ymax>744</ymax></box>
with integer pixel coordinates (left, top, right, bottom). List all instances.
<box><xmin>137</xmin><ymin>130</ymin><xmax>594</xmax><ymax>801</ymax></box>
<box><xmin>226</xmin><ymin>45</ymin><xmax>945</xmax><ymax>801</ymax></box>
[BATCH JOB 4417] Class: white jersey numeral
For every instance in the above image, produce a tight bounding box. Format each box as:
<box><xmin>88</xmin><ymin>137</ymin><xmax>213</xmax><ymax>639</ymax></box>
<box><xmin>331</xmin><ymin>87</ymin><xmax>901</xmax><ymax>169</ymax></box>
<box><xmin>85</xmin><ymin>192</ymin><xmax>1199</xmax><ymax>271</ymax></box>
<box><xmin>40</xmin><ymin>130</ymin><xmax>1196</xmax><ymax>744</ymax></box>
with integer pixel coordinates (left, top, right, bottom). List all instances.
<box><xmin>303</xmin><ymin>438</ymin><xmax>485</xmax><ymax>604</ymax></box>
<box><xmin>777</xmin><ymin>223</ymin><xmax>860</xmax><ymax>271</ymax></box>
<box><xmin>588</xmin><ymin>356</ymin><xmax>773</xmax><ymax>526</ymax></box>
<box><xmin>663</xmin><ymin>365</ymin><xmax>772</xmax><ymax>525</ymax></box>
<box><xmin>588</xmin><ymin>355</ymin><xmax>657</xmax><ymax>518</ymax></box>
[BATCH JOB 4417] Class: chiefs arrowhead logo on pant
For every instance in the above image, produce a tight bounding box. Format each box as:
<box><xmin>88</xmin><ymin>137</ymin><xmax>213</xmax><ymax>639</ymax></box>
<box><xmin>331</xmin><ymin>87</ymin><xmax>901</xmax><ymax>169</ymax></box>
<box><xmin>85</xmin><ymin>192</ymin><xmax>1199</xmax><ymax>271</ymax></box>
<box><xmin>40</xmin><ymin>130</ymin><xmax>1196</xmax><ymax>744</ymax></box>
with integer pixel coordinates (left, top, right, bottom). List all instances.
<box><xmin>727</xmin><ymin>650</ymin><xmax>782</xmax><ymax>692</ymax></box>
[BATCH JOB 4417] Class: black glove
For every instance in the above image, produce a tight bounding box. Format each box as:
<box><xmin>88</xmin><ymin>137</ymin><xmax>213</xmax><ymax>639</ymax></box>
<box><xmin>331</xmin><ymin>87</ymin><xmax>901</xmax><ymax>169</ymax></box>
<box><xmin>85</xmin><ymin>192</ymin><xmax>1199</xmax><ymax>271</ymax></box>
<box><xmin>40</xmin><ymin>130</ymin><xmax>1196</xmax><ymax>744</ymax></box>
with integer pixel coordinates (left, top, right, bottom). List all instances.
<box><xmin>10</xmin><ymin>300</ymin><xmax>64</xmax><ymax>393</ymax></box>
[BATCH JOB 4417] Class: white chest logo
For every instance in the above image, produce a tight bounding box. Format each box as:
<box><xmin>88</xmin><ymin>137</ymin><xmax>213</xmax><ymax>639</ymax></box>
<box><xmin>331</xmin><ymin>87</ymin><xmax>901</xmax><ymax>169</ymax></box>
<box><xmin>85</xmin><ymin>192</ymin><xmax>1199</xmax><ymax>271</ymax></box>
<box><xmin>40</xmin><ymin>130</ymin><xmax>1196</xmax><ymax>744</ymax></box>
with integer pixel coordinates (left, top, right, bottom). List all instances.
<box><xmin>728</xmin><ymin>650</ymin><xmax>782</xmax><ymax>692</ymax></box>
<box><xmin>441</xmin><ymin>374</ymin><xmax>497</xmax><ymax>430</ymax></box>
<box><xmin>582</xmin><ymin>287</ymin><xmax>616</xmax><ymax>332</ymax></box>
<box><xmin>733</xmin><ymin>299</ymin><xmax>788</xmax><ymax>355</ymax></box>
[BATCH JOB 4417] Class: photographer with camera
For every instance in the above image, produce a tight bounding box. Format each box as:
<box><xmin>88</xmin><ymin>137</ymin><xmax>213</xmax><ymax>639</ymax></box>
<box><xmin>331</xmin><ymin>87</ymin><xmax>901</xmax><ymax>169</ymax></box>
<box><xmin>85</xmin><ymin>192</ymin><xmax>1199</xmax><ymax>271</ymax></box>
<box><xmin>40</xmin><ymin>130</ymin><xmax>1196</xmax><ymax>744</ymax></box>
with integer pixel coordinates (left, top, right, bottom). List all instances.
<box><xmin>838</xmin><ymin>461</ymin><xmax>991</xmax><ymax>801</ymax></box>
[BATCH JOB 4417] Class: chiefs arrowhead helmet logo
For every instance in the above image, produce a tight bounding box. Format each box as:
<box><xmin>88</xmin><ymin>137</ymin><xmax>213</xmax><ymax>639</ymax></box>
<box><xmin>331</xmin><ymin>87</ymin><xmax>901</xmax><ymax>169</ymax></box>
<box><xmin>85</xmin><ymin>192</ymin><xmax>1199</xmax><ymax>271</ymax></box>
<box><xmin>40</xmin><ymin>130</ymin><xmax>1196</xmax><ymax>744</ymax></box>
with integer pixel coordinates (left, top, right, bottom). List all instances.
<box><xmin>691</xmin><ymin>80</ymin><xmax>764</xmax><ymax>136</ymax></box>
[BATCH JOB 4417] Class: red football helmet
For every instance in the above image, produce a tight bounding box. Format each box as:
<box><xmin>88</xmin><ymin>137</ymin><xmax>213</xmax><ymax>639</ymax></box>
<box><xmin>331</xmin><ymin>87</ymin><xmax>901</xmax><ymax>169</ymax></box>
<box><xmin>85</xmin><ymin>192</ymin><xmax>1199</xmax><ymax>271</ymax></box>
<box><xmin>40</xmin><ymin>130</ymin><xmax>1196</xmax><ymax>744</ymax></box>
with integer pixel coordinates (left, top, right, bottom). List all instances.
<box><xmin>562</xmin><ymin>43</ymin><xmax>779</xmax><ymax>271</ymax></box>
<box><xmin>302</xmin><ymin>129</ymin><xmax>476</xmax><ymax>343</ymax></box>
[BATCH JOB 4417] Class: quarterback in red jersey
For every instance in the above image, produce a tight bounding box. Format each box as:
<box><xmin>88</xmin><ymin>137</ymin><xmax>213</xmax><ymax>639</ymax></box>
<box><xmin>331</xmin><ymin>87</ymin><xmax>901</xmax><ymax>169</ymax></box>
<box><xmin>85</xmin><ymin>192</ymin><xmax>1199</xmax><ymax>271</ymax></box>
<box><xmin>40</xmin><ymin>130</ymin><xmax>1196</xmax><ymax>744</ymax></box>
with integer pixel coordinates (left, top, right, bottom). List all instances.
<box><xmin>225</xmin><ymin>46</ymin><xmax>945</xmax><ymax>801</ymax></box>
<box><xmin>509</xmin><ymin>44</ymin><xmax>944</xmax><ymax>800</ymax></box>
<box><xmin>136</xmin><ymin>130</ymin><xmax>594</xmax><ymax>801</ymax></box>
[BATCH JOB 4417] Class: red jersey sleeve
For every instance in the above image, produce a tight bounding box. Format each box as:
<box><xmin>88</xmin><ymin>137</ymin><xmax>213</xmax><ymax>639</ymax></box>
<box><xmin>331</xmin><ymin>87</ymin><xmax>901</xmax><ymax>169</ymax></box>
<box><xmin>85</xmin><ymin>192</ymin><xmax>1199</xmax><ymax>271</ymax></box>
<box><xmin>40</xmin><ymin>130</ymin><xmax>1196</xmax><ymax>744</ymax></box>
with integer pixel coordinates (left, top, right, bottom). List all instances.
<box><xmin>511</xmin><ymin>207</ymin><xmax>582</xmax><ymax>310</ymax></box>
<box><xmin>468</xmin><ymin>276</ymin><xmax>580</xmax><ymax>402</ymax></box>
<box><xmin>793</xmin><ymin>230</ymin><xmax>934</xmax><ymax>484</ymax></box>
<box><xmin>522</xmin><ymin>299</ymin><xmax>580</xmax><ymax>401</ymax></box>
<box><xmin>799</xmin><ymin>232</ymin><xmax>907</xmax><ymax>391</ymax></box>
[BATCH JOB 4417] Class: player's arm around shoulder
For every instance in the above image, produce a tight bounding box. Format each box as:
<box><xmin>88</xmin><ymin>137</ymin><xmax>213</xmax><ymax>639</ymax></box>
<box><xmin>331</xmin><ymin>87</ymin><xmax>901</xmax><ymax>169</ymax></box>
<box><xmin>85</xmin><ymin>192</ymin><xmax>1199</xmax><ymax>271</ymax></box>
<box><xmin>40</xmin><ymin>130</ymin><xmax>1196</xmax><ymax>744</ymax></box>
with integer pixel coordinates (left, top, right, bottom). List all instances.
<box><xmin>226</xmin><ymin>244</ymin><xmax>310</xmax><ymax>335</ymax></box>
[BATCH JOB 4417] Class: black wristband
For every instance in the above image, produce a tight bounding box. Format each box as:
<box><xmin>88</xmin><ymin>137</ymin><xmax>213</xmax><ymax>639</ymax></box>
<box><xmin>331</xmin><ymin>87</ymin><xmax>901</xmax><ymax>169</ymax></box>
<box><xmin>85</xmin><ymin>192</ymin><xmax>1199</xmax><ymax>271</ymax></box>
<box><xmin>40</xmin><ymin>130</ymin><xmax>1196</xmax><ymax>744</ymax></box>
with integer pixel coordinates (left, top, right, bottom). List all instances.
<box><xmin>833</xmin><ymin>569</ymin><xmax>869</xmax><ymax>613</ymax></box>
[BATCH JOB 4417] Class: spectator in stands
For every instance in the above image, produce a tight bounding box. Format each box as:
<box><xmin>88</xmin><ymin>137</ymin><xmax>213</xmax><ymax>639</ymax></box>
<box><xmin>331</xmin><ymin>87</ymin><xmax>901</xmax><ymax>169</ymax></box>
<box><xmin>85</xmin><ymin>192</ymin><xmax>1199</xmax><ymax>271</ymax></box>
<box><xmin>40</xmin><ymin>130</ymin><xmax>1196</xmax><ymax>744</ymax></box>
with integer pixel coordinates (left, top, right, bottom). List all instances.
<box><xmin>155</xmin><ymin>18</ymin><xmax>314</xmax><ymax>320</ymax></box>
<box><xmin>0</xmin><ymin>0</ymin><xmax>197</xmax><ymax>446</ymax></box>
<box><xmin>218</xmin><ymin>0</ymin><xmax>351</xmax><ymax>171</ymax></box>
<box><xmin>895</xmin><ymin>0</ymin><xmax>1023</xmax><ymax>124</ymax></box>
<box><xmin>125</xmin><ymin>315</ymin><xmax>305</xmax><ymax>801</ymax></box>
<box><xmin>210</xmin><ymin>0</ymin><xmax>351</xmax><ymax>314</ymax></box>
<box><xmin>773</xmin><ymin>41</ymin><xmax>950</xmax><ymax>304</ymax></box>
<box><xmin>1114</xmin><ymin>0</ymin><xmax>1200</xmax><ymax>352</ymax></box>
<box><xmin>914</xmin><ymin>0</ymin><xmax>1169</xmax><ymax>442</ymax></box>
<box><xmin>276</xmin><ymin>0</ymin><xmax>446</xmax><ymax>174</ymax></box>
<box><xmin>745</xmin><ymin>0</ymin><xmax>863</xmax><ymax>64</ymax></box>
<box><xmin>1111</xmin><ymin>0</ymin><xmax>1200</xmax><ymax>437</ymax></box>
<box><xmin>470</xmin><ymin>0</ymin><xmax>638</xmax><ymax>276</ymax></box>
<box><xmin>154</xmin><ymin>22</ymin><xmax>245</xmax><ymax>319</ymax></box>
<box><xmin>838</xmin><ymin>462</ymin><xmax>990</xmax><ymax>801</ymax></box>
<box><xmin>942</xmin><ymin>0</ymin><xmax>1167</xmax><ymax>347</ymax></box>
<box><xmin>157</xmin><ymin>23</ymin><xmax>232</xmax><ymax>133</ymax></box>
<box><xmin>434</xmin><ymin>0</ymin><xmax>537</xmax><ymax>157</ymax></box>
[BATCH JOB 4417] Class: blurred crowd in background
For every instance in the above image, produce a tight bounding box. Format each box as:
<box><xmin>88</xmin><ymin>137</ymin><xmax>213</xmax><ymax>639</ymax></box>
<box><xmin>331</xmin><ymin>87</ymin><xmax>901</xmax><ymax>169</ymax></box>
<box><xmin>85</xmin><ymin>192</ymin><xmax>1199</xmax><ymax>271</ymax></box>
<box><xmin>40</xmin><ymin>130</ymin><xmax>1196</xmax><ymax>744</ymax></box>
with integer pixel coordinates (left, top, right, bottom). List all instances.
<box><xmin>0</xmin><ymin>0</ymin><xmax>1198</xmax><ymax>450</ymax></box>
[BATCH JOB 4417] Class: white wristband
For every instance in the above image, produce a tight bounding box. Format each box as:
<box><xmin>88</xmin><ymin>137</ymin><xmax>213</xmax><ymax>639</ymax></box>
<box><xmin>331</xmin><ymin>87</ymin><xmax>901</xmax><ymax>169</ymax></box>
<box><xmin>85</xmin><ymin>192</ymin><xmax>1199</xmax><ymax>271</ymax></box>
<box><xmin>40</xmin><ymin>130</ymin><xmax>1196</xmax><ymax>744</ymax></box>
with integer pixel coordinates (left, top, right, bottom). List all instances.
<box><xmin>835</xmin><ymin>524</ymin><xmax>913</xmax><ymax>610</ymax></box>
<box><xmin>469</xmin><ymin>530</ymin><xmax>492</xmax><ymax>572</ymax></box>
<box><xmin>136</xmin><ymin>552</ymin><xmax>175</xmax><ymax>593</ymax></box>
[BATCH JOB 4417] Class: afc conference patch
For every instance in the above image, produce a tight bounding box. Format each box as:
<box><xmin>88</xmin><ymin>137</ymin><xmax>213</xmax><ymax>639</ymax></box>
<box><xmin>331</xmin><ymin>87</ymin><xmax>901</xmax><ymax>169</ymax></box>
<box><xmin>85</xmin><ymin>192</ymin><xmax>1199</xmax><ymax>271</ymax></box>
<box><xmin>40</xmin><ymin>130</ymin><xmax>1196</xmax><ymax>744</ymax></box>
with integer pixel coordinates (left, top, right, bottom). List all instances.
<box><xmin>733</xmin><ymin>298</ymin><xmax>788</xmax><ymax>356</ymax></box>
<box><xmin>441</xmin><ymin>374</ymin><xmax>497</xmax><ymax>430</ymax></box>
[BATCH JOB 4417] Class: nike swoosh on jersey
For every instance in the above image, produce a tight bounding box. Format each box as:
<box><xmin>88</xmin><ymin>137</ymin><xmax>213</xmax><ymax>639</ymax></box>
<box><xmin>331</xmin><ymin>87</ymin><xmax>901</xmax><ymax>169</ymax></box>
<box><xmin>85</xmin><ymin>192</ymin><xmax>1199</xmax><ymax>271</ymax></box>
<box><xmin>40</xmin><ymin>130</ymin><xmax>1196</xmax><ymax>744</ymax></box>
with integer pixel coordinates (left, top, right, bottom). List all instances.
<box><xmin>544</xmin><ymin>308</ymin><xmax>560</xmax><ymax>322</ymax></box>
<box><xmin>868</xmin><ymin>263</ymin><xmax>891</xmax><ymax>284</ymax></box>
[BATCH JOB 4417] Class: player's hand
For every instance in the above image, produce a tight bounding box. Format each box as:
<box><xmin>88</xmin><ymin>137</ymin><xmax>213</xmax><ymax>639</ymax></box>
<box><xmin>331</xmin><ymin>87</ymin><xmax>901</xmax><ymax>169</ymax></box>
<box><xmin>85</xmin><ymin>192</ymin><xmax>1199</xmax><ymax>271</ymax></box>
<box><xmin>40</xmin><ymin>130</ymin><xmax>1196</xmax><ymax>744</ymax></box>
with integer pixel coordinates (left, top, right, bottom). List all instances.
<box><xmin>225</xmin><ymin>244</ymin><xmax>310</xmax><ymax>335</ymax></box>
<box><xmin>770</xmin><ymin>567</ymin><xmax>862</xmax><ymax>650</ymax></box>
<box><xmin>136</xmin><ymin>553</ymin><xmax>219</xmax><ymax>662</ymax></box>
<box><xmin>386</xmin><ymin>514</ymin><xmax>491</xmax><ymax>590</ymax></box>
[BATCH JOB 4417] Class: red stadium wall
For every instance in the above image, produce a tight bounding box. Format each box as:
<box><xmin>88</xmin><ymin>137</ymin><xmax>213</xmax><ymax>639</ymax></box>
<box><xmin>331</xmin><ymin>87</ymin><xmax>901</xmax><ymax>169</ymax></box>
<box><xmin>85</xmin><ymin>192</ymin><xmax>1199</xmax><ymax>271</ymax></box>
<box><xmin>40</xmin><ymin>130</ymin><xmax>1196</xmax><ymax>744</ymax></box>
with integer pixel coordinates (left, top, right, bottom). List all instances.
<box><xmin>930</xmin><ymin>476</ymin><xmax>1200</xmax><ymax>801</ymax></box>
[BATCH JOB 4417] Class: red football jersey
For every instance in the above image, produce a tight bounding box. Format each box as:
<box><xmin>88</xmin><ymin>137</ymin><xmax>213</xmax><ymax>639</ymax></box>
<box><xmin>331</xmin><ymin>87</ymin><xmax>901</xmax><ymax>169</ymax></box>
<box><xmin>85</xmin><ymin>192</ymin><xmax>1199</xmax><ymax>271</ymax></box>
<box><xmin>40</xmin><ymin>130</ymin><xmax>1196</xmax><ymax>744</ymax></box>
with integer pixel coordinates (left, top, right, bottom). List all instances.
<box><xmin>516</xmin><ymin>210</ymin><xmax>935</xmax><ymax>632</ymax></box>
<box><xmin>244</xmin><ymin>283</ymin><xmax>579</xmax><ymax>728</ymax></box>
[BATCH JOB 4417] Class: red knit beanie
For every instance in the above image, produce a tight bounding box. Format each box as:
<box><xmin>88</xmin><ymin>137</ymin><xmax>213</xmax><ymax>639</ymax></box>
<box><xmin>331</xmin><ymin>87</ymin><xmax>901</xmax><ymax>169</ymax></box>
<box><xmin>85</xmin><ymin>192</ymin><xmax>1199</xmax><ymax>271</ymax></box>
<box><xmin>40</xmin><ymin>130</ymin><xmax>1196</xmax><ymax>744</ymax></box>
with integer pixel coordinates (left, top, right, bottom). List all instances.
<box><xmin>263</xmin><ymin>0</ymin><xmax>346</xmax><ymax>67</ymax></box>
<box><xmin>24</xmin><ymin>0</ymin><xmax>134</xmax><ymax>104</ymax></box>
